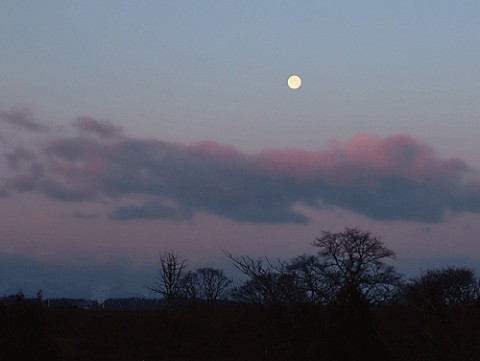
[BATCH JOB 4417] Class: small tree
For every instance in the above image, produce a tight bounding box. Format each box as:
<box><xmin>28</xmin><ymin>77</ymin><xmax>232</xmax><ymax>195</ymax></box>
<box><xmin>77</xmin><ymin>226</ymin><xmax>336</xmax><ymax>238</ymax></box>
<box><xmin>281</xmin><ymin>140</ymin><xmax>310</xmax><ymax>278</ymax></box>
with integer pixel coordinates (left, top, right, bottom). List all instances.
<box><xmin>36</xmin><ymin>289</ymin><xmax>43</xmax><ymax>304</ymax></box>
<box><xmin>197</xmin><ymin>267</ymin><xmax>232</xmax><ymax>304</ymax></box>
<box><xmin>15</xmin><ymin>289</ymin><xmax>25</xmax><ymax>305</ymax></box>
<box><xmin>225</xmin><ymin>252</ymin><xmax>302</xmax><ymax>306</ymax></box>
<box><xmin>180</xmin><ymin>270</ymin><xmax>200</xmax><ymax>302</ymax></box>
<box><xmin>149</xmin><ymin>251</ymin><xmax>188</xmax><ymax>309</ymax></box>
<box><xmin>404</xmin><ymin>266</ymin><xmax>480</xmax><ymax>313</ymax></box>
<box><xmin>402</xmin><ymin>266</ymin><xmax>480</xmax><ymax>360</ymax></box>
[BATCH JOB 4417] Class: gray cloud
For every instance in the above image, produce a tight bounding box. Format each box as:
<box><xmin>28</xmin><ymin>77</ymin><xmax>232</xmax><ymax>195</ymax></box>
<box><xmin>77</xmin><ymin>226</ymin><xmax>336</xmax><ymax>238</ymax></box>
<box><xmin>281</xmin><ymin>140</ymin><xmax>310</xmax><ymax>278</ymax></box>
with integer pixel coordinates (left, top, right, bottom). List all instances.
<box><xmin>72</xmin><ymin>116</ymin><xmax>122</xmax><ymax>138</ymax></box>
<box><xmin>2</xmin><ymin>112</ymin><xmax>480</xmax><ymax>224</ymax></box>
<box><xmin>5</xmin><ymin>147</ymin><xmax>35</xmax><ymax>170</ymax></box>
<box><xmin>0</xmin><ymin>108</ymin><xmax>49</xmax><ymax>132</ymax></box>
<box><xmin>39</xmin><ymin>179</ymin><xmax>90</xmax><ymax>201</ymax></box>
<box><xmin>109</xmin><ymin>201</ymin><xmax>193</xmax><ymax>221</ymax></box>
<box><xmin>7</xmin><ymin>163</ymin><xmax>45</xmax><ymax>191</ymax></box>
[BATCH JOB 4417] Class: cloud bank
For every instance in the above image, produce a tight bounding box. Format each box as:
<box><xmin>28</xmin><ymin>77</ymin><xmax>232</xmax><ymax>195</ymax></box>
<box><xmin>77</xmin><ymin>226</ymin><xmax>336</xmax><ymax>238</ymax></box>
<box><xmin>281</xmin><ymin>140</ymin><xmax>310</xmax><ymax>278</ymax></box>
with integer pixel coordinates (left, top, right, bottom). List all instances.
<box><xmin>1</xmin><ymin>108</ymin><xmax>479</xmax><ymax>224</ymax></box>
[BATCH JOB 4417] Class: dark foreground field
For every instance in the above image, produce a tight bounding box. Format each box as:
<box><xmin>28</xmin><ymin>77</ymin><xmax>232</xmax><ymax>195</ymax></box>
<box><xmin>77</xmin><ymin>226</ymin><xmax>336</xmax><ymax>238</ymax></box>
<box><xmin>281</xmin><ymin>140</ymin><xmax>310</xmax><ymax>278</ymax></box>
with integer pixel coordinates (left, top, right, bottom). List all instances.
<box><xmin>2</xmin><ymin>300</ymin><xmax>480</xmax><ymax>361</ymax></box>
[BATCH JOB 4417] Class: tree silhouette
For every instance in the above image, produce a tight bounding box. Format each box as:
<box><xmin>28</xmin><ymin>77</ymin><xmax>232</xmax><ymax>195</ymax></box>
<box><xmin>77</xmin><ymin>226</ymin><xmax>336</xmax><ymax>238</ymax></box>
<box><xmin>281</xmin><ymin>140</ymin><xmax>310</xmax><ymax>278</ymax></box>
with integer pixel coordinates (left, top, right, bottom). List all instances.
<box><xmin>180</xmin><ymin>270</ymin><xmax>200</xmax><ymax>302</ymax></box>
<box><xmin>180</xmin><ymin>267</ymin><xmax>232</xmax><ymax>304</ymax></box>
<box><xmin>287</xmin><ymin>254</ymin><xmax>337</xmax><ymax>305</ymax></box>
<box><xmin>148</xmin><ymin>251</ymin><xmax>188</xmax><ymax>309</ymax></box>
<box><xmin>313</xmin><ymin>227</ymin><xmax>401</xmax><ymax>305</ymax></box>
<box><xmin>314</xmin><ymin>229</ymin><xmax>399</xmax><ymax>360</ymax></box>
<box><xmin>225</xmin><ymin>252</ymin><xmax>306</xmax><ymax>306</ymax></box>
<box><xmin>196</xmin><ymin>268</ymin><xmax>232</xmax><ymax>303</ymax></box>
<box><xmin>36</xmin><ymin>289</ymin><xmax>43</xmax><ymax>304</ymax></box>
<box><xmin>404</xmin><ymin>266</ymin><xmax>480</xmax><ymax>314</ymax></box>
<box><xmin>400</xmin><ymin>266</ymin><xmax>480</xmax><ymax>360</ymax></box>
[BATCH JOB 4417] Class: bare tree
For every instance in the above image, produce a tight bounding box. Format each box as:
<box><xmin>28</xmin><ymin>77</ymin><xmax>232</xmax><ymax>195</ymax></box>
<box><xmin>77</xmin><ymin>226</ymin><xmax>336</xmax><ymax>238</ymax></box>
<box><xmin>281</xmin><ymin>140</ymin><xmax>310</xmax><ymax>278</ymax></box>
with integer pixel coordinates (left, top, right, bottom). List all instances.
<box><xmin>404</xmin><ymin>266</ymin><xmax>480</xmax><ymax>313</ymax></box>
<box><xmin>313</xmin><ymin>227</ymin><xmax>401</xmax><ymax>305</ymax></box>
<box><xmin>149</xmin><ymin>251</ymin><xmax>188</xmax><ymax>309</ymax></box>
<box><xmin>225</xmin><ymin>252</ymin><xmax>303</xmax><ymax>306</ymax></box>
<box><xmin>287</xmin><ymin>254</ymin><xmax>337</xmax><ymax>305</ymax></box>
<box><xmin>180</xmin><ymin>268</ymin><xmax>232</xmax><ymax>304</ymax></box>
<box><xmin>196</xmin><ymin>267</ymin><xmax>232</xmax><ymax>303</ymax></box>
<box><xmin>180</xmin><ymin>270</ymin><xmax>200</xmax><ymax>302</ymax></box>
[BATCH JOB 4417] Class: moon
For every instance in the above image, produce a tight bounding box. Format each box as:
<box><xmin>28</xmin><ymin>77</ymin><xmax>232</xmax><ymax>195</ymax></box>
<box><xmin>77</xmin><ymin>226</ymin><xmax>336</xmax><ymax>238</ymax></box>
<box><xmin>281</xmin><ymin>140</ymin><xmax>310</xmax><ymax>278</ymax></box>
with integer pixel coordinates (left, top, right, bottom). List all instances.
<box><xmin>287</xmin><ymin>75</ymin><xmax>302</xmax><ymax>90</ymax></box>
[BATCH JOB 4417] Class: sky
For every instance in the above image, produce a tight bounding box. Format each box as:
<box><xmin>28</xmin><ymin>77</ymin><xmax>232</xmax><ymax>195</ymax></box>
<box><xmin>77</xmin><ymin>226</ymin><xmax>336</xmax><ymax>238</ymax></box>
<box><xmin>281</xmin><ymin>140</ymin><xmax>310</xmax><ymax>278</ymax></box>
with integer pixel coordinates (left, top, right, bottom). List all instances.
<box><xmin>1</xmin><ymin>1</ymin><xmax>480</xmax><ymax>299</ymax></box>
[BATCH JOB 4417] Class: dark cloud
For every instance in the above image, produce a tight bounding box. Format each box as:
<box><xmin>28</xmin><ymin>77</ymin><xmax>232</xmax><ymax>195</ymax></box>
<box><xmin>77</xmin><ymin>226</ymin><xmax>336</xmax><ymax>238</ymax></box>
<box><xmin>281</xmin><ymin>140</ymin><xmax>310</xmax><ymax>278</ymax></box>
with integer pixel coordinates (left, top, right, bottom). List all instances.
<box><xmin>73</xmin><ymin>116</ymin><xmax>122</xmax><ymax>138</ymax></box>
<box><xmin>45</xmin><ymin>136</ymin><xmax>101</xmax><ymax>161</ymax></box>
<box><xmin>3</xmin><ymin>156</ymin><xmax>89</xmax><ymax>201</ymax></box>
<box><xmin>2</xmin><ymin>112</ymin><xmax>480</xmax><ymax>224</ymax></box>
<box><xmin>7</xmin><ymin>163</ymin><xmax>45</xmax><ymax>191</ymax></box>
<box><xmin>39</xmin><ymin>179</ymin><xmax>90</xmax><ymax>201</ymax></box>
<box><xmin>5</xmin><ymin>147</ymin><xmax>35</xmax><ymax>170</ymax></box>
<box><xmin>109</xmin><ymin>201</ymin><xmax>192</xmax><ymax>221</ymax></box>
<box><xmin>0</xmin><ymin>108</ymin><xmax>49</xmax><ymax>132</ymax></box>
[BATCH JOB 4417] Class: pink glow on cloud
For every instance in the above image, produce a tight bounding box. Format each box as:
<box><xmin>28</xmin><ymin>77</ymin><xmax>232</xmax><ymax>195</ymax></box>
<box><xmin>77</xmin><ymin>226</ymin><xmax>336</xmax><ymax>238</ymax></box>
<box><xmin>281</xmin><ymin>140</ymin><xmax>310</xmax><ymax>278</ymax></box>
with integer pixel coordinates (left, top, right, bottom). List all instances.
<box><xmin>192</xmin><ymin>141</ymin><xmax>242</xmax><ymax>160</ymax></box>
<box><xmin>257</xmin><ymin>133</ymin><xmax>471</xmax><ymax>186</ymax></box>
<box><xmin>2</xmin><ymin>109</ymin><xmax>480</xmax><ymax>226</ymax></box>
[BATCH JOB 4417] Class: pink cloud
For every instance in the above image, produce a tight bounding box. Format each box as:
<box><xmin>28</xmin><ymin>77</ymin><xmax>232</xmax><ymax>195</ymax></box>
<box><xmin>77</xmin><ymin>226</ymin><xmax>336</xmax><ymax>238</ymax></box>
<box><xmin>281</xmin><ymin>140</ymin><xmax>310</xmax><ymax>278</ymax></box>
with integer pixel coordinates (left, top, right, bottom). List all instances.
<box><xmin>2</xmin><ymin>110</ymin><xmax>479</xmax><ymax>224</ymax></box>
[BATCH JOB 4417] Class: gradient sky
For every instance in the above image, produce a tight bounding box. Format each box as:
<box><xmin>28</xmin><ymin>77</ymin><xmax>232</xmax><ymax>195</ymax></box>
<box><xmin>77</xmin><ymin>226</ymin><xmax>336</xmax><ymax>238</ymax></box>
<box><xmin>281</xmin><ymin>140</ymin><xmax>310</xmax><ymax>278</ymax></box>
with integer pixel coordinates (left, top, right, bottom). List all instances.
<box><xmin>1</xmin><ymin>1</ymin><xmax>480</xmax><ymax>299</ymax></box>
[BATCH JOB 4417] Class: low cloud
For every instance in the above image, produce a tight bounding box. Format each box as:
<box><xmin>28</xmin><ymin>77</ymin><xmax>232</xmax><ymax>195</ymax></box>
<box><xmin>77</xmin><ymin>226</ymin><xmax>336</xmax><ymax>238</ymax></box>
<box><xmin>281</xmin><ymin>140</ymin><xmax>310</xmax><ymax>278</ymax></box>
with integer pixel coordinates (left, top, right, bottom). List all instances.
<box><xmin>1</xmin><ymin>110</ymin><xmax>480</xmax><ymax>224</ymax></box>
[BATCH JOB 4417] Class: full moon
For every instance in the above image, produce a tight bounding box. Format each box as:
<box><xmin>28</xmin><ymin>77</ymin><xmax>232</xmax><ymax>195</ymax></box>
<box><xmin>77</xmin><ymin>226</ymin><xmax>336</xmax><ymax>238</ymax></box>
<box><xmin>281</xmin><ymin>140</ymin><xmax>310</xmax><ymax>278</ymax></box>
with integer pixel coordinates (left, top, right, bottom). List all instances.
<box><xmin>287</xmin><ymin>75</ymin><xmax>302</xmax><ymax>90</ymax></box>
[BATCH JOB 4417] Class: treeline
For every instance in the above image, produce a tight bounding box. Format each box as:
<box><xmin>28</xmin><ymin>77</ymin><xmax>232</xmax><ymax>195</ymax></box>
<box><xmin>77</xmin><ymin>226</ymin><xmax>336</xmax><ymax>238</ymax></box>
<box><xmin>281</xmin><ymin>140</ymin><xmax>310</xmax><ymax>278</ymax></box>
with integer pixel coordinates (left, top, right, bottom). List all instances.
<box><xmin>151</xmin><ymin>228</ymin><xmax>480</xmax><ymax>309</ymax></box>
<box><xmin>2</xmin><ymin>227</ymin><xmax>480</xmax><ymax>360</ymax></box>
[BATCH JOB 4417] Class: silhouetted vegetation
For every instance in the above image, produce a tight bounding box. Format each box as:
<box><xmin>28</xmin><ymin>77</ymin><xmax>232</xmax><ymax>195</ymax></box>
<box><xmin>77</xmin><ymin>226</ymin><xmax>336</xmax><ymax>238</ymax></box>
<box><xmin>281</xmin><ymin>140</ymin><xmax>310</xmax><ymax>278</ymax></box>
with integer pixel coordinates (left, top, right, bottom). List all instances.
<box><xmin>2</xmin><ymin>228</ymin><xmax>480</xmax><ymax>360</ymax></box>
<box><xmin>0</xmin><ymin>292</ymin><xmax>59</xmax><ymax>360</ymax></box>
<box><xmin>148</xmin><ymin>251</ymin><xmax>188</xmax><ymax>309</ymax></box>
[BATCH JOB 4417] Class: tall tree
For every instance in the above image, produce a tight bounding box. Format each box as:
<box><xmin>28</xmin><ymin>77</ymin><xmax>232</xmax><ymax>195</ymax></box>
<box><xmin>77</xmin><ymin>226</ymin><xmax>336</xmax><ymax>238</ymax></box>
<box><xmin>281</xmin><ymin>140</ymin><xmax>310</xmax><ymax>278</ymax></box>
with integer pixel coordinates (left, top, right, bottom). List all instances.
<box><xmin>314</xmin><ymin>228</ymin><xmax>398</xmax><ymax>360</ymax></box>
<box><xmin>313</xmin><ymin>227</ymin><xmax>401</xmax><ymax>305</ymax></box>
